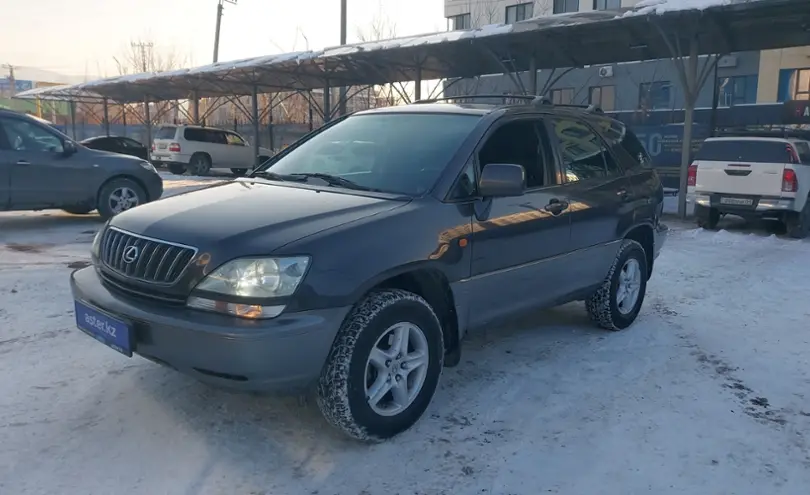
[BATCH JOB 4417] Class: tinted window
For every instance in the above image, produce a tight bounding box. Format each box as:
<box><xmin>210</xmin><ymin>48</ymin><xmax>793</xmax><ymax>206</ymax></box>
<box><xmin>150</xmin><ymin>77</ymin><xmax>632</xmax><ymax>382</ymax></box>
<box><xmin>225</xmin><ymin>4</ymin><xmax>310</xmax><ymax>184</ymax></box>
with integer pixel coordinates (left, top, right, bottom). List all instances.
<box><xmin>120</xmin><ymin>137</ymin><xmax>144</xmax><ymax>148</ymax></box>
<box><xmin>155</xmin><ymin>126</ymin><xmax>177</xmax><ymax>139</ymax></box>
<box><xmin>0</xmin><ymin>117</ymin><xmax>64</xmax><ymax>153</ymax></box>
<box><xmin>479</xmin><ymin>119</ymin><xmax>552</xmax><ymax>189</ymax></box>
<box><xmin>265</xmin><ymin>113</ymin><xmax>480</xmax><ymax>196</ymax></box>
<box><xmin>183</xmin><ymin>128</ymin><xmax>205</xmax><ymax>142</ymax></box>
<box><xmin>206</xmin><ymin>130</ymin><xmax>227</xmax><ymax>145</ymax></box>
<box><xmin>550</xmin><ymin>117</ymin><xmax>613</xmax><ymax>182</ymax></box>
<box><xmin>226</xmin><ymin>132</ymin><xmax>246</xmax><ymax>146</ymax></box>
<box><xmin>696</xmin><ymin>140</ymin><xmax>791</xmax><ymax>163</ymax></box>
<box><xmin>619</xmin><ymin>129</ymin><xmax>652</xmax><ymax>168</ymax></box>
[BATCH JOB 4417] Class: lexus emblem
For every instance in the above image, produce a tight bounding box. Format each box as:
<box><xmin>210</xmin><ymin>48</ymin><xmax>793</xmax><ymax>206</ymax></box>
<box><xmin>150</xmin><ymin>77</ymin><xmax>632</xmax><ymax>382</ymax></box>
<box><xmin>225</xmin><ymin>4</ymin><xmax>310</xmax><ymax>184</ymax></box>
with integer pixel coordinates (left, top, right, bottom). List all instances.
<box><xmin>122</xmin><ymin>245</ymin><xmax>140</xmax><ymax>264</ymax></box>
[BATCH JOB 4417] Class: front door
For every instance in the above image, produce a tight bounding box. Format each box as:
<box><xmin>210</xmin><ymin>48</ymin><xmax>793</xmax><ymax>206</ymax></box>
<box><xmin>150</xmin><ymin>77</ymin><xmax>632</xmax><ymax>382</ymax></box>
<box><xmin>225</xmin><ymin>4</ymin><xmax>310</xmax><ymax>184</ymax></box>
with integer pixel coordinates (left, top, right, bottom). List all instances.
<box><xmin>0</xmin><ymin>115</ymin><xmax>87</xmax><ymax>209</ymax></box>
<box><xmin>464</xmin><ymin>116</ymin><xmax>574</xmax><ymax>328</ymax></box>
<box><xmin>0</xmin><ymin>133</ymin><xmax>11</xmax><ymax>209</ymax></box>
<box><xmin>547</xmin><ymin>116</ymin><xmax>636</xmax><ymax>289</ymax></box>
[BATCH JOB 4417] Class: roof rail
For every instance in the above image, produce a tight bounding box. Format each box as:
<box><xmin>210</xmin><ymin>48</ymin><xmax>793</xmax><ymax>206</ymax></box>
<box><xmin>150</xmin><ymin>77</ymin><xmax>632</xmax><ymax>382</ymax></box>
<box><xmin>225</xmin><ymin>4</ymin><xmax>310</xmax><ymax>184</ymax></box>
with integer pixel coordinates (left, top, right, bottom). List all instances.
<box><xmin>413</xmin><ymin>95</ymin><xmax>537</xmax><ymax>104</ymax></box>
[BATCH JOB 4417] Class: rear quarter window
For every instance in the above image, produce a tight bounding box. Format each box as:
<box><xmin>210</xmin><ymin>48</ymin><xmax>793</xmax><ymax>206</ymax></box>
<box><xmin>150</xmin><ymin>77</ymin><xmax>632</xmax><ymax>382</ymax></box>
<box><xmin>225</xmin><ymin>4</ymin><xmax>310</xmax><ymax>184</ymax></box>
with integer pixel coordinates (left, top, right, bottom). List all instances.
<box><xmin>696</xmin><ymin>140</ymin><xmax>791</xmax><ymax>163</ymax></box>
<box><xmin>619</xmin><ymin>129</ymin><xmax>652</xmax><ymax>168</ymax></box>
<box><xmin>792</xmin><ymin>141</ymin><xmax>810</xmax><ymax>164</ymax></box>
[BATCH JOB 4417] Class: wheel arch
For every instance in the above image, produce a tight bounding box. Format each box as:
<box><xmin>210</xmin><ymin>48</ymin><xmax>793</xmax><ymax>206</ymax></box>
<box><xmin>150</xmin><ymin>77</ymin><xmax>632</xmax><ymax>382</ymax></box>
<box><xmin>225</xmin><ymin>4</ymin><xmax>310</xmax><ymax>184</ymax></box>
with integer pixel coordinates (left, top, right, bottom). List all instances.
<box><xmin>351</xmin><ymin>263</ymin><xmax>461</xmax><ymax>367</ymax></box>
<box><xmin>622</xmin><ymin>223</ymin><xmax>654</xmax><ymax>280</ymax></box>
<box><xmin>97</xmin><ymin>174</ymin><xmax>151</xmax><ymax>203</ymax></box>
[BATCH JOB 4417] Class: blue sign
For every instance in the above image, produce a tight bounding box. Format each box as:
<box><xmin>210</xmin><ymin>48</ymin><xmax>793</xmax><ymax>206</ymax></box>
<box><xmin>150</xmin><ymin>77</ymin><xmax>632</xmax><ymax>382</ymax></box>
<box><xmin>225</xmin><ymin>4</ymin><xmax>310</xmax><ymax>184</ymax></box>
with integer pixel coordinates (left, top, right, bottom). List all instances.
<box><xmin>0</xmin><ymin>78</ymin><xmax>34</xmax><ymax>92</ymax></box>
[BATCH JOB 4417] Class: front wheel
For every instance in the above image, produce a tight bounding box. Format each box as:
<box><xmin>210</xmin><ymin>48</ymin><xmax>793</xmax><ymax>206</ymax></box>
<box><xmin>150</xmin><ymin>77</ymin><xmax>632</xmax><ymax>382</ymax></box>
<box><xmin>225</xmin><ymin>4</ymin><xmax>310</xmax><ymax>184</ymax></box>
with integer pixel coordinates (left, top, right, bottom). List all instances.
<box><xmin>586</xmin><ymin>239</ymin><xmax>648</xmax><ymax>331</ymax></box>
<box><xmin>317</xmin><ymin>289</ymin><xmax>444</xmax><ymax>442</ymax></box>
<box><xmin>97</xmin><ymin>178</ymin><xmax>146</xmax><ymax>220</ymax></box>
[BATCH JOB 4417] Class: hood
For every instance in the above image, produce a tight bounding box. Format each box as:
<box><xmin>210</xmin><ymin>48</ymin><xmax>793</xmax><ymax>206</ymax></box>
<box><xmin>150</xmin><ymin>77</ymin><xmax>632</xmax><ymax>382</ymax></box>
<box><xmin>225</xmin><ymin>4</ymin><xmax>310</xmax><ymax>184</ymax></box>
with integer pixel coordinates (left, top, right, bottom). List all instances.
<box><xmin>110</xmin><ymin>179</ymin><xmax>406</xmax><ymax>255</ymax></box>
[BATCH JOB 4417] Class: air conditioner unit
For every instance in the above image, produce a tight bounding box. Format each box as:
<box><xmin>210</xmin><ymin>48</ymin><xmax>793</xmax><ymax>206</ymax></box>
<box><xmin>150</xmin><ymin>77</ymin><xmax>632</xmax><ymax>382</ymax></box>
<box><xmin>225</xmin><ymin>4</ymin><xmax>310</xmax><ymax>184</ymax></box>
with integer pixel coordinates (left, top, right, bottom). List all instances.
<box><xmin>598</xmin><ymin>66</ymin><xmax>614</xmax><ymax>78</ymax></box>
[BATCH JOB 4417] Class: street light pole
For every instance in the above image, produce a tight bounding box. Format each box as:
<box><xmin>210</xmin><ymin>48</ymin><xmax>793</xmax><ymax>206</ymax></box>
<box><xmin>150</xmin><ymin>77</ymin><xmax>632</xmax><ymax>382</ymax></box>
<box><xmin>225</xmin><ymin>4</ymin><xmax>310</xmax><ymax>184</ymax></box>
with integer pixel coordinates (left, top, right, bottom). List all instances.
<box><xmin>213</xmin><ymin>0</ymin><xmax>237</xmax><ymax>63</ymax></box>
<box><xmin>338</xmin><ymin>0</ymin><xmax>348</xmax><ymax>116</ymax></box>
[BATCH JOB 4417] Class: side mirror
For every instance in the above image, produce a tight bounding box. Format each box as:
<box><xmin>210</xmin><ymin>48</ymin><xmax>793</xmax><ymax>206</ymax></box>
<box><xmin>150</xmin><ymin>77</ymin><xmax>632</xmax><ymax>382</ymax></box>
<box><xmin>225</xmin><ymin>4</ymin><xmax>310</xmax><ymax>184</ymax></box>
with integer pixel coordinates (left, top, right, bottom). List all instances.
<box><xmin>62</xmin><ymin>140</ymin><xmax>77</xmax><ymax>157</ymax></box>
<box><xmin>478</xmin><ymin>163</ymin><xmax>525</xmax><ymax>197</ymax></box>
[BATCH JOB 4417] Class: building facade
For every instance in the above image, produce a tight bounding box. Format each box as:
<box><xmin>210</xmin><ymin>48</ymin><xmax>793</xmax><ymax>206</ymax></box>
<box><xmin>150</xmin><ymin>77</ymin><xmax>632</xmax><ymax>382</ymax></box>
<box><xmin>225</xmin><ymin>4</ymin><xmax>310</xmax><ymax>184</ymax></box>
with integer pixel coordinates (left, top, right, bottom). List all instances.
<box><xmin>443</xmin><ymin>0</ymin><xmax>810</xmax><ymax>111</ymax></box>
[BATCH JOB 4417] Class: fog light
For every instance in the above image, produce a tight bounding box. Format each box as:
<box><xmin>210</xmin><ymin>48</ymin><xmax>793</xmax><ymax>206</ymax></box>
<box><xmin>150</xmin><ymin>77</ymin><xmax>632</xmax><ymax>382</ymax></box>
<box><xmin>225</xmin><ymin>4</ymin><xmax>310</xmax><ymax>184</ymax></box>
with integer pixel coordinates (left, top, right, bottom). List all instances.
<box><xmin>187</xmin><ymin>296</ymin><xmax>285</xmax><ymax>319</ymax></box>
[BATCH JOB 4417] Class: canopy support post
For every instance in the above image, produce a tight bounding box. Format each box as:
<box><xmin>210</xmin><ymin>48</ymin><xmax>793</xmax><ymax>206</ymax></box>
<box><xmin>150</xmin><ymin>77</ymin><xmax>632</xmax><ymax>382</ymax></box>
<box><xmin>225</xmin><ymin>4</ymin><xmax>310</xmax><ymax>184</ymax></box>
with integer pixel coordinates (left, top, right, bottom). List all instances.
<box><xmin>323</xmin><ymin>82</ymin><xmax>332</xmax><ymax>123</ymax></box>
<box><xmin>414</xmin><ymin>66</ymin><xmax>422</xmax><ymax>102</ymax></box>
<box><xmin>529</xmin><ymin>55</ymin><xmax>538</xmax><ymax>96</ymax></box>
<box><xmin>191</xmin><ymin>91</ymin><xmax>200</xmax><ymax>124</ymax></box>
<box><xmin>252</xmin><ymin>84</ymin><xmax>260</xmax><ymax>167</ymax></box>
<box><xmin>69</xmin><ymin>101</ymin><xmax>77</xmax><ymax>140</ymax></box>
<box><xmin>103</xmin><ymin>98</ymin><xmax>110</xmax><ymax>137</ymax></box>
<box><xmin>143</xmin><ymin>97</ymin><xmax>152</xmax><ymax>149</ymax></box>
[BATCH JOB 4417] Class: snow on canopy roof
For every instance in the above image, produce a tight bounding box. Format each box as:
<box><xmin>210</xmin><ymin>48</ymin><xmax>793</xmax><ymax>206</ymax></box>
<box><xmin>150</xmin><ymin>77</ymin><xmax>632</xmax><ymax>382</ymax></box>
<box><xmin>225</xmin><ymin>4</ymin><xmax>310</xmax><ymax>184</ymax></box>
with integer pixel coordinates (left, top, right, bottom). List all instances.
<box><xmin>13</xmin><ymin>0</ymin><xmax>810</xmax><ymax>104</ymax></box>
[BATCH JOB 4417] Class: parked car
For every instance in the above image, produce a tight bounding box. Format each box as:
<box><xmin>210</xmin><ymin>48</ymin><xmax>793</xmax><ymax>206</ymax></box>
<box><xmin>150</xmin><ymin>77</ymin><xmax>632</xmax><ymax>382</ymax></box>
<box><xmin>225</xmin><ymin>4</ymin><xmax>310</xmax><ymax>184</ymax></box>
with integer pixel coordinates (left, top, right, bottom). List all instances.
<box><xmin>150</xmin><ymin>125</ymin><xmax>274</xmax><ymax>176</ymax></box>
<box><xmin>81</xmin><ymin>136</ymin><xmax>150</xmax><ymax>161</ymax></box>
<box><xmin>69</xmin><ymin>98</ymin><xmax>667</xmax><ymax>441</ymax></box>
<box><xmin>687</xmin><ymin>135</ymin><xmax>810</xmax><ymax>238</ymax></box>
<box><xmin>0</xmin><ymin>109</ymin><xmax>163</xmax><ymax>219</ymax></box>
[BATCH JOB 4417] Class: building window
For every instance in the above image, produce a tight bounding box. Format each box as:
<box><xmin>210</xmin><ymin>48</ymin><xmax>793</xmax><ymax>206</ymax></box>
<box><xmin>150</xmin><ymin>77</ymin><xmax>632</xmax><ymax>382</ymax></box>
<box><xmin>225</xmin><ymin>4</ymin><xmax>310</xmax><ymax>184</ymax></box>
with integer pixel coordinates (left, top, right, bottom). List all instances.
<box><xmin>792</xmin><ymin>68</ymin><xmax>810</xmax><ymax>100</ymax></box>
<box><xmin>589</xmin><ymin>85</ymin><xmax>616</xmax><ymax>111</ymax></box>
<box><xmin>550</xmin><ymin>88</ymin><xmax>575</xmax><ymax>105</ymax></box>
<box><xmin>638</xmin><ymin>81</ymin><xmax>671</xmax><ymax>109</ymax></box>
<box><xmin>716</xmin><ymin>75</ymin><xmax>758</xmax><ymax>106</ymax></box>
<box><xmin>506</xmin><ymin>3</ymin><xmax>534</xmax><ymax>23</ymax></box>
<box><xmin>554</xmin><ymin>0</ymin><xmax>580</xmax><ymax>14</ymax></box>
<box><xmin>594</xmin><ymin>0</ymin><xmax>621</xmax><ymax>10</ymax></box>
<box><xmin>447</xmin><ymin>13</ymin><xmax>471</xmax><ymax>31</ymax></box>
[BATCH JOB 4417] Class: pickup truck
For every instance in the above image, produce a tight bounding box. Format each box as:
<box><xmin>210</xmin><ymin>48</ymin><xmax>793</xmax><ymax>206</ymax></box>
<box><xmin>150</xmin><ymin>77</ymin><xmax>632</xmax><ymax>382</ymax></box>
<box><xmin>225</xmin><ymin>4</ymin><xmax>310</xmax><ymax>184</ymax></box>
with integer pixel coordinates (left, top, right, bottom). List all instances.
<box><xmin>687</xmin><ymin>136</ymin><xmax>810</xmax><ymax>238</ymax></box>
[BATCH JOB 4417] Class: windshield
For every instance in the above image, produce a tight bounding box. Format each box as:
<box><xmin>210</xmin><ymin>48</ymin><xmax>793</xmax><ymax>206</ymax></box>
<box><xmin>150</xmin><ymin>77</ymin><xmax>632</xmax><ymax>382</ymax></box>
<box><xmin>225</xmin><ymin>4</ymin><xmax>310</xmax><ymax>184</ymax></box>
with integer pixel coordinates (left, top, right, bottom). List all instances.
<box><xmin>260</xmin><ymin>113</ymin><xmax>481</xmax><ymax>195</ymax></box>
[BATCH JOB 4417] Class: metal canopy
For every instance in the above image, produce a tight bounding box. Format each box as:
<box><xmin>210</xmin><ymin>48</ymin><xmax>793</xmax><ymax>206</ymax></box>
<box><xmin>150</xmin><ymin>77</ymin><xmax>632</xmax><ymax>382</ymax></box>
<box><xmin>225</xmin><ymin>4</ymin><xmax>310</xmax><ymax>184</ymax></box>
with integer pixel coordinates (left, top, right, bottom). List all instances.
<box><xmin>15</xmin><ymin>0</ymin><xmax>810</xmax><ymax>104</ymax></box>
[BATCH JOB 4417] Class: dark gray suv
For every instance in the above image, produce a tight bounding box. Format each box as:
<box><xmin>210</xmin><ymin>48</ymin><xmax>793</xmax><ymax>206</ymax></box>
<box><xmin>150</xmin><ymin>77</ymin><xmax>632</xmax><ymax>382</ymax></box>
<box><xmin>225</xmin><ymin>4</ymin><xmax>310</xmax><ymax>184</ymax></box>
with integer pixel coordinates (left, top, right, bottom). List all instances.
<box><xmin>69</xmin><ymin>98</ymin><xmax>667</xmax><ymax>441</ymax></box>
<box><xmin>0</xmin><ymin>110</ymin><xmax>163</xmax><ymax>219</ymax></box>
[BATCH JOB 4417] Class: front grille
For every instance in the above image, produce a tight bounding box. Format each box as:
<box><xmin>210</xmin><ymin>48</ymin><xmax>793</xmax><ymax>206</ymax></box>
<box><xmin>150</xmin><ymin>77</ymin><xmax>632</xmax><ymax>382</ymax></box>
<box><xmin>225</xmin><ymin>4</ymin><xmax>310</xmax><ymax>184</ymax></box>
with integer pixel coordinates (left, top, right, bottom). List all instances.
<box><xmin>100</xmin><ymin>227</ymin><xmax>197</xmax><ymax>284</ymax></box>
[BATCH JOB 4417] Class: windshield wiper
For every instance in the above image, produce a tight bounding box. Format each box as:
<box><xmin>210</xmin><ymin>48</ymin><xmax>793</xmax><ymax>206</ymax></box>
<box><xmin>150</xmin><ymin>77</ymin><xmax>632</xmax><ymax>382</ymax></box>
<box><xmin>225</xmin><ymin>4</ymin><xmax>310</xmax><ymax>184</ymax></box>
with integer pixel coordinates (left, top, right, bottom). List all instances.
<box><xmin>249</xmin><ymin>170</ymin><xmax>297</xmax><ymax>182</ymax></box>
<box><xmin>288</xmin><ymin>172</ymin><xmax>377</xmax><ymax>191</ymax></box>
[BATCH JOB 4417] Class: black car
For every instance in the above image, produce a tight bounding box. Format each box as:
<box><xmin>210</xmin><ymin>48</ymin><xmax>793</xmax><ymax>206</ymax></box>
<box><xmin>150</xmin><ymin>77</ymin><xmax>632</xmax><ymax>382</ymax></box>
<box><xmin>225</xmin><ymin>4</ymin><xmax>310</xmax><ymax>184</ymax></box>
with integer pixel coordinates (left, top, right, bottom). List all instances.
<box><xmin>0</xmin><ymin>109</ymin><xmax>163</xmax><ymax>218</ymax></box>
<box><xmin>80</xmin><ymin>136</ymin><xmax>150</xmax><ymax>161</ymax></box>
<box><xmin>69</xmin><ymin>98</ymin><xmax>667</xmax><ymax>441</ymax></box>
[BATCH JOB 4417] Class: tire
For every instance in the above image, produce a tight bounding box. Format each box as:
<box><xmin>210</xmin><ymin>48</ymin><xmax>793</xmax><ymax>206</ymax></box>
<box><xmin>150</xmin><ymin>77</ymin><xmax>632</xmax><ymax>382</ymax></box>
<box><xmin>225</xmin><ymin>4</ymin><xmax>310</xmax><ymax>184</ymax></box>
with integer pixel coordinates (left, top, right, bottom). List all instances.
<box><xmin>585</xmin><ymin>239</ymin><xmax>648</xmax><ymax>331</ymax></box>
<box><xmin>96</xmin><ymin>178</ymin><xmax>146</xmax><ymax>220</ymax></box>
<box><xmin>785</xmin><ymin>199</ymin><xmax>810</xmax><ymax>239</ymax></box>
<box><xmin>167</xmin><ymin>163</ymin><xmax>187</xmax><ymax>175</ymax></box>
<box><xmin>62</xmin><ymin>206</ymin><xmax>93</xmax><ymax>215</ymax></box>
<box><xmin>317</xmin><ymin>289</ymin><xmax>444</xmax><ymax>442</ymax></box>
<box><xmin>695</xmin><ymin>205</ymin><xmax>720</xmax><ymax>230</ymax></box>
<box><xmin>188</xmin><ymin>153</ymin><xmax>212</xmax><ymax>176</ymax></box>
<box><xmin>231</xmin><ymin>168</ymin><xmax>248</xmax><ymax>177</ymax></box>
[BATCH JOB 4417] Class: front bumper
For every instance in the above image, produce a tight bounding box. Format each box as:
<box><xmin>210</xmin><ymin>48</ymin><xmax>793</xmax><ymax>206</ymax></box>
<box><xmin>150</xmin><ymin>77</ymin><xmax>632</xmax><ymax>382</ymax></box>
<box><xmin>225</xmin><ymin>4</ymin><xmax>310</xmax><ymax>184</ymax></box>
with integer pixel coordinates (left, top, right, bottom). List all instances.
<box><xmin>70</xmin><ymin>267</ymin><xmax>349</xmax><ymax>392</ymax></box>
<box><xmin>143</xmin><ymin>172</ymin><xmax>164</xmax><ymax>202</ymax></box>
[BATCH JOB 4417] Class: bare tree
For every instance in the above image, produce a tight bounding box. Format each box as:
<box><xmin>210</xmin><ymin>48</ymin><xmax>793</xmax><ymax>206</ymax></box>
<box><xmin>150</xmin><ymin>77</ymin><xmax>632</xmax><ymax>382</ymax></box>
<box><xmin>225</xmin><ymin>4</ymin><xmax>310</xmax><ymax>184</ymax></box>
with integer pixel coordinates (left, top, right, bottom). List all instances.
<box><xmin>356</xmin><ymin>14</ymin><xmax>402</xmax><ymax>107</ymax></box>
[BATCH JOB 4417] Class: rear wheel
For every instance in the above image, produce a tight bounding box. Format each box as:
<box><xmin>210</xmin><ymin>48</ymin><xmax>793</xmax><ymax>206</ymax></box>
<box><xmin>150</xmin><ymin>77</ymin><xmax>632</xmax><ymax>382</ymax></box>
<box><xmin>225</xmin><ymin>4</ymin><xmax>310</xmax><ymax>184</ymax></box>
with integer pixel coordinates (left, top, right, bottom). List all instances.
<box><xmin>97</xmin><ymin>178</ymin><xmax>146</xmax><ymax>220</ymax></box>
<box><xmin>695</xmin><ymin>204</ymin><xmax>720</xmax><ymax>230</ymax></box>
<box><xmin>785</xmin><ymin>199</ymin><xmax>810</xmax><ymax>239</ymax></box>
<box><xmin>167</xmin><ymin>163</ymin><xmax>186</xmax><ymax>175</ymax></box>
<box><xmin>188</xmin><ymin>153</ymin><xmax>211</xmax><ymax>176</ymax></box>
<box><xmin>586</xmin><ymin>239</ymin><xmax>648</xmax><ymax>331</ymax></box>
<box><xmin>317</xmin><ymin>289</ymin><xmax>444</xmax><ymax>442</ymax></box>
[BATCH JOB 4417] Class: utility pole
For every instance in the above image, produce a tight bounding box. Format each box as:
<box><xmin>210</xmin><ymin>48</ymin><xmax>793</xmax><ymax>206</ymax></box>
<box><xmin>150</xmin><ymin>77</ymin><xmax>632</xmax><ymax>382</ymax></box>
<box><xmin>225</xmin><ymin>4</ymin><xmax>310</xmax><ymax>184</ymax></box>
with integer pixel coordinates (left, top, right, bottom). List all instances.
<box><xmin>130</xmin><ymin>41</ymin><xmax>154</xmax><ymax>72</ymax></box>
<box><xmin>213</xmin><ymin>0</ymin><xmax>237</xmax><ymax>63</ymax></box>
<box><xmin>338</xmin><ymin>0</ymin><xmax>348</xmax><ymax>116</ymax></box>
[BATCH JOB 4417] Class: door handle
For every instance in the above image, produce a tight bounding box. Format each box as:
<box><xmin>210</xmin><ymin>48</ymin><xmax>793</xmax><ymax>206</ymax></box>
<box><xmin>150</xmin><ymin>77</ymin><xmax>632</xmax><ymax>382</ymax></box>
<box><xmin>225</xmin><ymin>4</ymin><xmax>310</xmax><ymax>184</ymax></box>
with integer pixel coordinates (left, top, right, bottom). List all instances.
<box><xmin>617</xmin><ymin>189</ymin><xmax>631</xmax><ymax>201</ymax></box>
<box><xmin>544</xmin><ymin>198</ymin><xmax>569</xmax><ymax>215</ymax></box>
<box><xmin>15</xmin><ymin>160</ymin><xmax>30</xmax><ymax>166</ymax></box>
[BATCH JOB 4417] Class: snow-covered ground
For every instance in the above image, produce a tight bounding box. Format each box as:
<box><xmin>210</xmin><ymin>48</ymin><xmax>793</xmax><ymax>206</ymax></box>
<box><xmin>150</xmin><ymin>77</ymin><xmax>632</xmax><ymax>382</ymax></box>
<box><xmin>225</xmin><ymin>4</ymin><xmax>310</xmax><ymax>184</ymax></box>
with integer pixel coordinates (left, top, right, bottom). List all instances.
<box><xmin>1</xmin><ymin>180</ymin><xmax>809</xmax><ymax>494</ymax></box>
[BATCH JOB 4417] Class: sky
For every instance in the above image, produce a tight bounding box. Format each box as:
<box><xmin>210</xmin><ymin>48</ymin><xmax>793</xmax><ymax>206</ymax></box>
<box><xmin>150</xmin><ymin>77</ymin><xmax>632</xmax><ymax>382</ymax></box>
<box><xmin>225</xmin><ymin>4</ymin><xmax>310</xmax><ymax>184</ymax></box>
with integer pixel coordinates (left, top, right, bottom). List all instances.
<box><xmin>0</xmin><ymin>0</ymin><xmax>447</xmax><ymax>81</ymax></box>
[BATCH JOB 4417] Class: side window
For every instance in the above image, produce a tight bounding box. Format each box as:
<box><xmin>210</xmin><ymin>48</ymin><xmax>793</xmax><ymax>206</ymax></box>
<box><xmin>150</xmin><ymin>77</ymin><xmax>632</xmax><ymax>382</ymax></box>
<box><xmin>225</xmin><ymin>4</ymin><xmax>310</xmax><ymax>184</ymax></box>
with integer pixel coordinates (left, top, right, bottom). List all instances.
<box><xmin>478</xmin><ymin>119</ymin><xmax>552</xmax><ymax>189</ymax></box>
<box><xmin>183</xmin><ymin>128</ymin><xmax>204</xmax><ymax>142</ymax></box>
<box><xmin>449</xmin><ymin>160</ymin><xmax>477</xmax><ymax>200</ymax></box>
<box><xmin>226</xmin><ymin>133</ymin><xmax>246</xmax><ymax>146</ymax></box>
<box><xmin>549</xmin><ymin>117</ymin><xmax>612</xmax><ymax>182</ymax></box>
<box><xmin>0</xmin><ymin>117</ymin><xmax>64</xmax><ymax>153</ymax></box>
<box><xmin>619</xmin><ymin>129</ymin><xmax>653</xmax><ymax>168</ymax></box>
<box><xmin>207</xmin><ymin>130</ymin><xmax>228</xmax><ymax>145</ymax></box>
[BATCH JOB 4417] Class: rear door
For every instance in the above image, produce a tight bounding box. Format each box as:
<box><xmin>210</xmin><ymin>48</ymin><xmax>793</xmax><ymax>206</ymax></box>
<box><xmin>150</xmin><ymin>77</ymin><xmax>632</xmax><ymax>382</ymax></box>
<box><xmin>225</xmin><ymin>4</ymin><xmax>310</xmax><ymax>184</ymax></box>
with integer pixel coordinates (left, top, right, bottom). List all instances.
<box><xmin>547</xmin><ymin>116</ymin><xmax>636</xmax><ymax>290</ymax></box>
<box><xmin>693</xmin><ymin>139</ymin><xmax>790</xmax><ymax>197</ymax></box>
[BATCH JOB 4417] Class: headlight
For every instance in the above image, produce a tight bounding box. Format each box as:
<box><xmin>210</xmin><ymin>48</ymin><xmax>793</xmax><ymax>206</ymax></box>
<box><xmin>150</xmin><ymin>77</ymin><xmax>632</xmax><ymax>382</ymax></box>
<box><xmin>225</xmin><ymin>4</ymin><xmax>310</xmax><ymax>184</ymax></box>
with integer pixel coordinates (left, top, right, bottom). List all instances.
<box><xmin>187</xmin><ymin>257</ymin><xmax>310</xmax><ymax>319</ymax></box>
<box><xmin>140</xmin><ymin>161</ymin><xmax>157</xmax><ymax>172</ymax></box>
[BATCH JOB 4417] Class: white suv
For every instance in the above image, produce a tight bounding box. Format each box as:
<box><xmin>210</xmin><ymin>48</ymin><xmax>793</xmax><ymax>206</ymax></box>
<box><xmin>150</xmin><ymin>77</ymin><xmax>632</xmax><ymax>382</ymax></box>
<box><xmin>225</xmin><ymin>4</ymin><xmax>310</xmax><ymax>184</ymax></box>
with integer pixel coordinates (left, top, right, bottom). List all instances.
<box><xmin>687</xmin><ymin>135</ymin><xmax>810</xmax><ymax>238</ymax></box>
<box><xmin>150</xmin><ymin>125</ymin><xmax>274</xmax><ymax>176</ymax></box>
